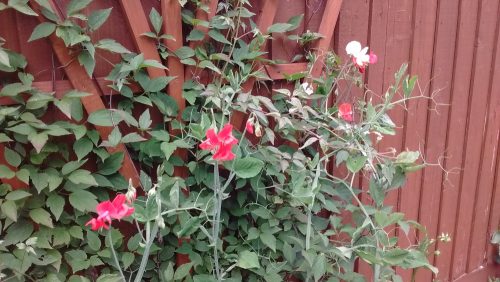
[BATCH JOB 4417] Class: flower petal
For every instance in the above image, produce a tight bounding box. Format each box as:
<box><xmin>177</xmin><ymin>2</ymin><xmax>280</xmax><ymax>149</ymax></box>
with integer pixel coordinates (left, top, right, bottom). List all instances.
<box><xmin>369</xmin><ymin>52</ymin><xmax>378</xmax><ymax>64</ymax></box>
<box><xmin>246</xmin><ymin>120</ymin><xmax>254</xmax><ymax>134</ymax></box>
<box><xmin>346</xmin><ymin>41</ymin><xmax>362</xmax><ymax>56</ymax></box>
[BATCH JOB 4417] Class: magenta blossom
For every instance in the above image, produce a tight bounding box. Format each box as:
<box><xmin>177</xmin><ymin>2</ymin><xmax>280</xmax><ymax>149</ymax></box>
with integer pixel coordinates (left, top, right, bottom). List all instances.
<box><xmin>200</xmin><ymin>123</ymin><xmax>239</xmax><ymax>161</ymax></box>
<box><xmin>85</xmin><ymin>194</ymin><xmax>134</xmax><ymax>231</ymax></box>
<box><xmin>339</xmin><ymin>103</ymin><xmax>354</xmax><ymax>122</ymax></box>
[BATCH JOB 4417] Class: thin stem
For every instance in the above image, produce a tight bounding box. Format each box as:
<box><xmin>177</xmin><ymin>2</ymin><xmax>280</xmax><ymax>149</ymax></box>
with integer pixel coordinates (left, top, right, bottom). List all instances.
<box><xmin>212</xmin><ymin>164</ymin><xmax>223</xmax><ymax>281</ymax></box>
<box><xmin>133</xmin><ymin>221</ymin><xmax>159</xmax><ymax>282</ymax></box>
<box><xmin>305</xmin><ymin>207</ymin><xmax>312</xmax><ymax>250</ymax></box>
<box><xmin>108</xmin><ymin>230</ymin><xmax>126</xmax><ymax>281</ymax></box>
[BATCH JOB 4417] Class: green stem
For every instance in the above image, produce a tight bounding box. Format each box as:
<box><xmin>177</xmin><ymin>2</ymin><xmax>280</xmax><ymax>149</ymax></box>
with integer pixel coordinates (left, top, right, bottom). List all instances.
<box><xmin>133</xmin><ymin>221</ymin><xmax>159</xmax><ymax>282</ymax></box>
<box><xmin>108</xmin><ymin>230</ymin><xmax>126</xmax><ymax>281</ymax></box>
<box><xmin>306</xmin><ymin>207</ymin><xmax>312</xmax><ymax>251</ymax></box>
<box><xmin>212</xmin><ymin>164</ymin><xmax>223</xmax><ymax>281</ymax></box>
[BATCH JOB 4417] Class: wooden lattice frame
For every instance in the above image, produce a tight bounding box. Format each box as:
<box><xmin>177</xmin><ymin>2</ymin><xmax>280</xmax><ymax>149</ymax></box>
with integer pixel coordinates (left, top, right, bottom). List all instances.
<box><xmin>1</xmin><ymin>0</ymin><xmax>343</xmax><ymax>209</ymax></box>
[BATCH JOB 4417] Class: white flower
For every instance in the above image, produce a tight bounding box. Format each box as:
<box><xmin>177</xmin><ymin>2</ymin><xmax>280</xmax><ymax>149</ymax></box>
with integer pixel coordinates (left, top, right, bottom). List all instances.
<box><xmin>346</xmin><ymin>41</ymin><xmax>377</xmax><ymax>71</ymax></box>
<box><xmin>301</xmin><ymin>82</ymin><xmax>314</xmax><ymax>95</ymax></box>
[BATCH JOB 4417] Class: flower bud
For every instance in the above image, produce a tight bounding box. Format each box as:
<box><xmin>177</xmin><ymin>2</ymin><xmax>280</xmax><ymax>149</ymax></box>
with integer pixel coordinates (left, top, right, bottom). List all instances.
<box><xmin>148</xmin><ymin>187</ymin><xmax>156</xmax><ymax>197</ymax></box>
<box><xmin>157</xmin><ymin>216</ymin><xmax>165</xmax><ymax>229</ymax></box>
<box><xmin>255</xmin><ymin>123</ymin><xmax>262</xmax><ymax>137</ymax></box>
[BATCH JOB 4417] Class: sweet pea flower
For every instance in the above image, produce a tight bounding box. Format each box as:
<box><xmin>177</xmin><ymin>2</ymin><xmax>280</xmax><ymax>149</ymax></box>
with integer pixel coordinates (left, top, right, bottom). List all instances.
<box><xmin>200</xmin><ymin>123</ymin><xmax>238</xmax><ymax>161</ymax></box>
<box><xmin>301</xmin><ymin>82</ymin><xmax>314</xmax><ymax>95</ymax></box>
<box><xmin>338</xmin><ymin>103</ymin><xmax>353</xmax><ymax>122</ymax></box>
<box><xmin>85</xmin><ymin>194</ymin><xmax>135</xmax><ymax>231</ymax></box>
<box><xmin>345</xmin><ymin>41</ymin><xmax>377</xmax><ymax>72</ymax></box>
<box><xmin>245</xmin><ymin>119</ymin><xmax>254</xmax><ymax>134</ymax></box>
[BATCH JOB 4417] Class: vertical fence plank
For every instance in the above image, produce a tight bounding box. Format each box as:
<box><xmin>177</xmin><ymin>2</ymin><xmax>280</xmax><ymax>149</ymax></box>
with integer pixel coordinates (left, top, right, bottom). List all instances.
<box><xmin>433</xmin><ymin>0</ymin><xmax>479</xmax><ymax>280</ymax></box>
<box><xmin>467</xmin><ymin>1</ymin><xmax>500</xmax><ymax>272</ymax></box>
<box><xmin>451</xmin><ymin>0</ymin><xmax>500</xmax><ymax>279</ymax></box>
<box><xmin>415</xmin><ymin>0</ymin><xmax>461</xmax><ymax>280</ymax></box>
<box><xmin>396</xmin><ymin>0</ymin><xmax>438</xmax><ymax>280</ymax></box>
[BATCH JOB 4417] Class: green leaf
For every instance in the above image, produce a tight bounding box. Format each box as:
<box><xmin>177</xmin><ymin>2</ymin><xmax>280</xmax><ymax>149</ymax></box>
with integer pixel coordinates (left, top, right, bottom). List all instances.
<box><xmin>28</xmin><ymin>132</ymin><xmax>48</xmax><ymax>153</ymax></box>
<box><xmin>74</xmin><ymin>138</ymin><xmax>94</xmax><ymax>161</ymax></box>
<box><xmin>287</xmin><ymin>14</ymin><xmax>304</xmax><ymax>31</ymax></box>
<box><xmin>29</xmin><ymin>208</ymin><xmax>53</xmax><ymax>228</ymax></box>
<box><xmin>8</xmin><ymin>0</ymin><xmax>38</xmax><ymax>16</ymax></box>
<box><xmin>138</xmin><ymin>109</ymin><xmax>152</xmax><ymax>130</ymax></box>
<box><xmin>66</xmin><ymin>0</ymin><xmax>91</xmax><ymax>16</ymax></box>
<box><xmin>5</xmin><ymin>190</ymin><xmax>31</xmax><ymax>201</ymax></box>
<box><xmin>68</xmin><ymin>169</ymin><xmax>98</xmax><ymax>186</ymax></box>
<box><xmin>69</xmin><ymin>190</ymin><xmax>98</xmax><ymax>212</ymax></box>
<box><xmin>28</xmin><ymin>22</ymin><xmax>56</xmax><ymax>42</ymax></box>
<box><xmin>4</xmin><ymin>147</ymin><xmax>21</xmax><ymax>167</ymax></box>
<box><xmin>96</xmin><ymin>274</ymin><xmax>123</xmax><ymax>282</ymax></box>
<box><xmin>78</xmin><ymin>49</ymin><xmax>95</xmax><ymax>77</ymax></box>
<box><xmin>173</xmin><ymin>262</ymin><xmax>193</xmax><ymax>280</ymax></box>
<box><xmin>312</xmin><ymin>253</ymin><xmax>326</xmax><ymax>282</ymax></box>
<box><xmin>88</xmin><ymin>8</ymin><xmax>112</xmax><ymax>31</ymax></box>
<box><xmin>160</xmin><ymin>142</ymin><xmax>176</xmax><ymax>160</ymax></box>
<box><xmin>96</xmin><ymin>39</ymin><xmax>131</xmax><ymax>54</ymax></box>
<box><xmin>395</xmin><ymin>151</ymin><xmax>420</xmax><ymax>164</ymax></box>
<box><xmin>259</xmin><ymin>232</ymin><xmax>276</xmax><ymax>252</ymax></box>
<box><xmin>149</xmin><ymin>8</ymin><xmax>162</xmax><ymax>34</ymax></box>
<box><xmin>187</xmin><ymin>29</ymin><xmax>204</xmax><ymax>41</ymax></box>
<box><xmin>0</xmin><ymin>164</ymin><xmax>15</xmax><ymax>179</ymax></box>
<box><xmin>65</xmin><ymin>250</ymin><xmax>90</xmax><ymax>273</ymax></box>
<box><xmin>382</xmin><ymin>249</ymin><xmax>409</xmax><ymax>265</ymax></box>
<box><xmin>62</xmin><ymin>160</ymin><xmax>87</xmax><ymax>175</ymax></box>
<box><xmin>346</xmin><ymin>155</ymin><xmax>367</xmax><ymax>173</ymax></box>
<box><xmin>88</xmin><ymin>109</ymin><xmax>123</xmax><ymax>126</ymax></box>
<box><xmin>237</xmin><ymin>250</ymin><xmax>260</xmax><ymax>269</ymax></box>
<box><xmin>121</xmin><ymin>133</ymin><xmax>146</xmax><ymax>143</ymax></box>
<box><xmin>0</xmin><ymin>48</ymin><xmax>11</xmax><ymax>67</ymax></box>
<box><xmin>86</xmin><ymin>230</ymin><xmax>101</xmax><ymax>251</ymax></box>
<box><xmin>208</xmin><ymin>30</ymin><xmax>231</xmax><ymax>45</ymax></box>
<box><xmin>1</xmin><ymin>200</ymin><xmax>17</xmax><ymax>221</ymax></box>
<box><xmin>174</xmin><ymin>46</ymin><xmax>195</xmax><ymax>59</ymax></box>
<box><xmin>233</xmin><ymin>157</ymin><xmax>264</xmax><ymax>179</ymax></box>
<box><xmin>98</xmin><ymin>152</ymin><xmax>124</xmax><ymax>175</ymax></box>
<box><xmin>47</xmin><ymin>194</ymin><xmax>65</xmax><ymax>220</ymax></box>
<box><xmin>267</xmin><ymin>23</ymin><xmax>293</xmax><ymax>33</ymax></box>
<box><xmin>121</xmin><ymin>252</ymin><xmax>134</xmax><ymax>269</ymax></box>
<box><xmin>16</xmin><ymin>168</ymin><xmax>30</xmax><ymax>184</ymax></box>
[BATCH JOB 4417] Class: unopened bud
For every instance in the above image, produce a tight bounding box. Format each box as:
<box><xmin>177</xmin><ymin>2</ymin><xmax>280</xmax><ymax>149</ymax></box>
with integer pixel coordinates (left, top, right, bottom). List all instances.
<box><xmin>126</xmin><ymin>179</ymin><xmax>136</xmax><ymax>203</ymax></box>
<box><xmin>255</xmin><ymin>123</ymin><xmax>262</xmax><ymax>137</ymax></box>
<box><xmin>148</xmin><ymin>187</ymin><xmax>156</xmax><ymax>197</ymax></box>
<box><xmin>157</xmin><ymin>216</ymin><xmax>165</xmax><ymax>229</ymax></box>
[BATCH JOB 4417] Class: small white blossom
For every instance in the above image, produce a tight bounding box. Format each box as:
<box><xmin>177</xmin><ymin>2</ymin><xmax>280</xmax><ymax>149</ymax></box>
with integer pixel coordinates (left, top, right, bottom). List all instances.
<box><xmin>301</xmin><ymin>82</ymin><xmax>314</xmax><ymax>95</ymax></box>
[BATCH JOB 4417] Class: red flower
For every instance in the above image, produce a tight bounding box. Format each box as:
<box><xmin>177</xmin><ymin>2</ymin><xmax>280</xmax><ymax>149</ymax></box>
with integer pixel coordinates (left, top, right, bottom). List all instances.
<box><xmin>338</xmin><ymin>103</ymin><xmax>353</xmax><ymax>122</ymax></box>
<box><xmin>200</xmin><ymin>123</ymin><xmax>238</xmax><ymax>161</ymax></box>
<box><xmin>86</xmin><ymin>194</ymin><xmax>134</xmax><ymax>231</ymax></box>
<box><xmin>245</xmin><ymin>119</ymin><xmax>254</xmax><ymax>134</ymax></box>
<box><xmin>85</xmin><ymin>218</ymin><xmax>109</xmax><ymax>230</ymax></box>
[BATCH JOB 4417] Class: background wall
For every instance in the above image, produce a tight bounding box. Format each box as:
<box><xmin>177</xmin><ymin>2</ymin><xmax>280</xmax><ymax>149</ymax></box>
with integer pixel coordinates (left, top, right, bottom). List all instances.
<box><xmin>0</xmin><ymin>0</ymin><xmax>499</xmax><ymax>281</ymax></box>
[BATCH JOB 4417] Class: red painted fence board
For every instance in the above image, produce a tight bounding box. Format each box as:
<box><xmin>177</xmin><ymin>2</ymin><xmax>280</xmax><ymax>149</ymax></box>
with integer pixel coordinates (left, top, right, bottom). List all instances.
<box><xmin>1</xmin><ymin>1</ymin><xmax>499</xmax><ymax>281</ymax></box>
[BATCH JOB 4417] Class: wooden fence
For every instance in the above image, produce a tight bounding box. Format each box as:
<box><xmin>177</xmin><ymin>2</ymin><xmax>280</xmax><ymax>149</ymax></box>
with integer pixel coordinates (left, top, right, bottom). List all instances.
<box><xmin>0</xmin><ymin>0</ymin><xmax>499</xmax><ymax>281</ymax></box>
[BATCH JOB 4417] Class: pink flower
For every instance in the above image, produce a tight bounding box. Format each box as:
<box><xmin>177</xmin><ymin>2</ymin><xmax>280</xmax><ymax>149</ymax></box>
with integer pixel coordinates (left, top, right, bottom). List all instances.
<box><xmin>338</xmin><ymin>103</ymin><xmax>353</xmax><ymax>122</ymax></box>
<box><xmin>246</xmin><ymin>119</ymin><xmax>254</xmax><ymax>134</ymax></box>
<box><xmin>346</xmin><ymin>41</ymin><xmax>377</xmax><ymax>72</ymax></box>
<box><xmin>200</xmin><ymin>123</ymin><xmax>238</xmax><ymax>161</ymax></box>
<box><xmin>86</xmin><ymin>194</ymin><xmax>134</xmax><ymax>231</ymax></box>
<box><xmin>85</xmin><ymin>218</ymin><xmax>109</xmax><ymax>230</ymax></box>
